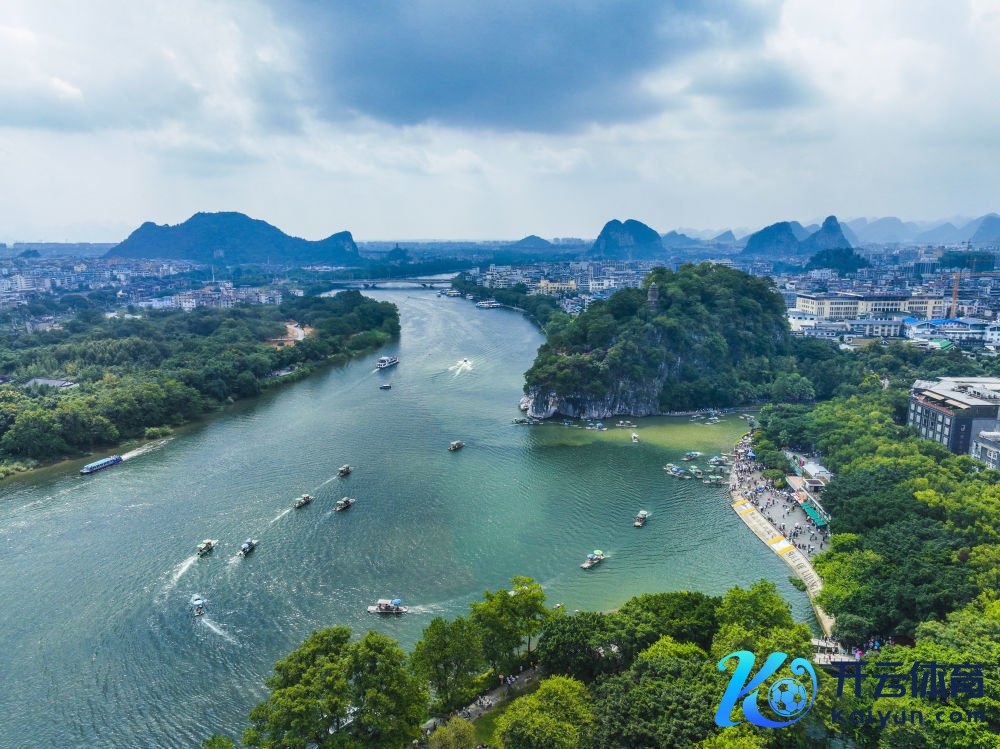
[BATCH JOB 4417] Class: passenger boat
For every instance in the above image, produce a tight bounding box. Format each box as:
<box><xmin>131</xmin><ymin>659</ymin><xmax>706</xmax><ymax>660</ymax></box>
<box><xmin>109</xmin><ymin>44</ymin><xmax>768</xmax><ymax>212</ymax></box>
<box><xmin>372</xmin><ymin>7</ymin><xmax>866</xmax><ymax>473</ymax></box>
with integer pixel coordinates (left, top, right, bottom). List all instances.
<box><xmin>196</xmin><ymin>539</ymin><xmax>218</xmax><ymax>556</ymax></box>
<box><xmin>682</xmin><ymin>451</ymin><xmax>702</xmax><ymax>461</ymax></box>
<box><xmin>338</xmin><ymin>464</ymin><xmax>352</xmax><ymax>477</ymax></box>
<box><xmin>448</xmin><ymin>440</ymin><xmax>465</xmax><ymax>451</ymax></box>
<box><xmin>376</xmin><ymin>355</ymin><xmax>399</xmax><ymax>369</ymax></box>
<box><xmin>616</xmin><ymin>420</ymin><xmax>637</xmax><ymax>428</ymax></box>
<box><xmin>692</xmin><ymin>468</ymin><xmax>704</xmax><ymax>479</ymax></box>
<box><xmin>80</xmin><ymin>455</ymin><xmax>123</xmax><ymax>475</ymax></box>
<box><xmin>334</xmin><ymin>497</ymin><xmax>355</xmax><ymax>512</ymax></box>
<box><xmin>581</xmin><ymin>550</ymin><xmax>606</xmax><ymax>569</ymax></box>
<box><xmin>294</xmin><ymin>493</ymin><xmax>313</xmax><ymax>509</ymax></box>
<box><xmin>368</xmin><ymin>598</ymin><xmax>408</xmax><ymax>614</ymax></box>
<box><xmin>631</xmin><ymin>432</ymin><xmax>640</xmax><ymax>443</ymax></box>
<box><xmin>379</xmin><ymin>383</ymin><xmax>392</xmax><ymax>390</ymax></box>
<box><xmin>634</xmin><ymin>510</ymin><xmax>649</xmax><ymax>528</ymax></box>
<box><xmin>238</xmin><ymin>539</ymin><xmax>258</xmax><ymax>557</ymax></box>
<box><xmin>191</xmin><ymin>595</ymin><xmax>206</xmax><ymax>617</ymax></box>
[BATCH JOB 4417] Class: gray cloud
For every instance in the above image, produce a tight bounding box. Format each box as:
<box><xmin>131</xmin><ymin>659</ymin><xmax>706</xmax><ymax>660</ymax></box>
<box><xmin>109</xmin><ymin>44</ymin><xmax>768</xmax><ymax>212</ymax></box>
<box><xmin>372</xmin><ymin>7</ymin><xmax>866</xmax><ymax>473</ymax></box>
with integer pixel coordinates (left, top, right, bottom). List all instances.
<box><xmin>688</xmin><ymin>59</ymin><xmax>813</xmax><ymax>110</ymax></box>
<box><xmin>276</xmin><ymin>0</ymin><xmax>784</xmax><ymax>132</ymax></box>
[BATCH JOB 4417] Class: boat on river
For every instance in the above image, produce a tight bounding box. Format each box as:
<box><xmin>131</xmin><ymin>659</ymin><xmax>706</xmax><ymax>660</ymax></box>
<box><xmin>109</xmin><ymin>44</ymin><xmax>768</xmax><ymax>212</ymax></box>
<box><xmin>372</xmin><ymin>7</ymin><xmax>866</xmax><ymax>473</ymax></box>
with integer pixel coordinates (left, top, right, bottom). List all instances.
<box><xmin>196</xmin><ymin>539</ymin><xmax>218</xmax><ymax>556</ymax></box>
<box><xmin>376</xmin><ymin>355</ymin><xmax>399</xmax><ymax>369</ymax></box>
<box><xmin>80</xmin><ymin>455</ymin><xmax>123</xmax><ymax>475</ymax></box>
<box><xmin>448</xmin><ymin>440</ymin><xmax>464</xmax><ymax>451</ymax></box>
<box><xmin>238</xmin><ymin>539</ymin><xmax>258</xmax><ymax>557</ymax></box>
<box><xmin>631</xmin><ymin>432</ymin><xmax>639</xmax><ymax>443</ymax></box>
<box><xmin>379</xmin><ymin>384</ymin><xmax>392</xmax><ymax>390</ymax></box>
<box><xmin>368</xmin><ymin>598</ymin><xmax>408</xmax><ymax>614</ymax></box>
<box><xmin>581</xmin><ymin>550</ymin><xmax>606</xmax><ymax>569</ymax></box>
<box><xmin>294</xmin><ymin>494</ymin><xmax>313</xmax><ymax>509</ymax></box>
<box><xmin>682</xmin><ymin>451</ymin><xmax>702</xmax><ymax>461</ymax></box>
<box><xmin>334</xmin><ymin>497</ymin><xmax>355</xmax><ymax>512</ymax></box>
<box><xmin>338</xmin><ymin>464</ymin><xmax>352</xmax><ymax>477</ymax></box>
<box><xmin>634</xmin><ymin>511</ymin><xmax>648</xmax><ymax>528</ymax></box>
<box><xmin>191</xmin><ymin>595</ymin><xmax>206</xmax><ymax>617</ymax></box>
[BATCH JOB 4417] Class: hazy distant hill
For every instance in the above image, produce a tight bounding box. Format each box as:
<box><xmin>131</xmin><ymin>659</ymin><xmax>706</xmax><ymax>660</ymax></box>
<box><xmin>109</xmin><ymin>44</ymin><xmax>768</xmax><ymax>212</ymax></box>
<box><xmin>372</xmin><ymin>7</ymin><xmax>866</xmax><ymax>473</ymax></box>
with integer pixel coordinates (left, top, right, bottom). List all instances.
<box><xmin>915</xmin><ymin>222</ymin><xmax>963</xmax><ymax>244</ymax></box>
<box><xmin>741</xmin><ymin>221</ymin><xmax>800</xmax><ymax>256</ymax></box>
<box><xmin>800</xmin><ymin>216</ymin><xmax>852</xmax><ymax>253</ymax></box>
<box><xmin>970</xmin><ymin>214</ymin><xmax>1000</xmax><ymax>245</ymax></box>
<box><xmin>109</xmin><ymin>212</ymin><xmax>360</xmax><ymax>265</ymax></box>
<box><xmin>508</xmin><ymin>234</ymin><xmax>552</xmax><ymax>249</ymax></box>
<box><xmin>661</xmin><ymin>230</ymin><xmax>703</xmax><ymax>248</ymax></box>
<box><xmin>788</xmin><ymin>221</ymin><xmax>811</xmax><ymax>241</ymax></box>
<box><xmin>590</xmin><ymin>219</ymin><xmax>663</xmax><ymax>259</ymax></box>
<box><xmin>854</xmin><ymin>216</ymin><xmax>920</xmax><ymax>243</ymax></box>
<box><xmin>712</xmin><ymin>230</ymin><xmax>736</xmax><ymax>244</ymax></box>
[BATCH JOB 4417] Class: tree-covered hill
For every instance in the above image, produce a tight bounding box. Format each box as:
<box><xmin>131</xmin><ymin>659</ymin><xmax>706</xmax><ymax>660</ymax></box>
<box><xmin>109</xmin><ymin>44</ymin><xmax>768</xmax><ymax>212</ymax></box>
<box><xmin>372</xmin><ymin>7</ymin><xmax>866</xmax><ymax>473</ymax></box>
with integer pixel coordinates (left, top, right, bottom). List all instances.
<box><xmin>523</xmin><ymin>264</ymin><xmax>791</xmax><ymax>417</ymax></box>
<box><xmin>0</xmin><ymin>291</ymin><xmax>398</xmax><ymax>465</ymax></box>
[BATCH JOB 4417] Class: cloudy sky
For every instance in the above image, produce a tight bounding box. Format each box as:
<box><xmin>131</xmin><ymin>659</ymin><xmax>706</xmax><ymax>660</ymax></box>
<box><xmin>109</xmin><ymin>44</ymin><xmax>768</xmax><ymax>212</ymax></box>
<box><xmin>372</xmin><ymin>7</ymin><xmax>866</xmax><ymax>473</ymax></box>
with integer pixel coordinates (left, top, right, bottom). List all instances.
<box><xmin>1</xmin><ymin>0</ymin><xmax>998</xmax><ymax>242</ymax></box>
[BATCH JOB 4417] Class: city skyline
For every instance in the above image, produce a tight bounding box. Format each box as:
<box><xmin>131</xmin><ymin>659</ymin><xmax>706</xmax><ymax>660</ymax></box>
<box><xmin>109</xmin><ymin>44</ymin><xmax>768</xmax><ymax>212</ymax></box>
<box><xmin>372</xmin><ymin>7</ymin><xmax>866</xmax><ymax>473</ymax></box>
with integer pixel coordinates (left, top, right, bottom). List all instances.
<box><xmin>2</xmin><ymin>1</ymin><xmax>999</xmax><ymax>242</ymax></box>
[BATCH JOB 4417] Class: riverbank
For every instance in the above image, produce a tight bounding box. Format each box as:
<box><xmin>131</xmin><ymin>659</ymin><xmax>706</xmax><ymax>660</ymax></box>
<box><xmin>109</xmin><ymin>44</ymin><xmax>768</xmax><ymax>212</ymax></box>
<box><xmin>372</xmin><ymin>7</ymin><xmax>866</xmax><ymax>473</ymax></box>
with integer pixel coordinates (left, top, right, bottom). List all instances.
<box><xmin>727</xmin><ymin>432</ymin><xmax>835</xmax><ymax>636</ymax></box>
<box><xmin>0</xmin><ymin>340</ymin><xmax>390</xmax><ymax>482</ymax></box>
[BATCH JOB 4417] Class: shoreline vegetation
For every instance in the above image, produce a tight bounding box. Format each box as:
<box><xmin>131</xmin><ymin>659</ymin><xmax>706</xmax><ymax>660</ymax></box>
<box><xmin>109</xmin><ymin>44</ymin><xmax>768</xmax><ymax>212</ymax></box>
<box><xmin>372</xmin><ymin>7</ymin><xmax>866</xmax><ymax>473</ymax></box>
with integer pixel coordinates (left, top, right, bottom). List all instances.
<box><xmin>0</xmin><ymin>290</ymin><xmax>399</xmax><ymax>478</ymax></box>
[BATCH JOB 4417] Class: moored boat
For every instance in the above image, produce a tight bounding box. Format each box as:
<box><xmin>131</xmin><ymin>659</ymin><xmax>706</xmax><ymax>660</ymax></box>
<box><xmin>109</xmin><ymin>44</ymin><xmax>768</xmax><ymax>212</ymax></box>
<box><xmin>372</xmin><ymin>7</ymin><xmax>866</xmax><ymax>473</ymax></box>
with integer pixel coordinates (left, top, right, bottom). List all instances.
<box><xmin>294</xmin><ymin>493</ymin><xmax>313</xmax><ymax>509</ymax></box>
<box><xmin>448</xmin><ymin>440</ymin><xmax>464</xmax><ymax>451</ymax></box>
<box><xmin>191</xmin><ymin>595</ymin><xmax>206</xmax><ymax>616</ymax></box>
<box><xmin>368</xmin><ymin>598</ymin><xmax>408</xmax><ymax>614</ymax></box>
<box><xmin>581</xmin><ymin>550</ymin><xmax>606</xmax><ymax>569</ymax></box>
<box><xmin>692</xmin><ymin>468</ymin><xmax>703</xmax><ymax>479</ymax></box>
<box><xmin>80</xmin><ymin>455</ymin><xmax>123</xmax><ymax>475</ymax></box>
<box><xmin>196</xmin><ymin>539</ymin><xmax>218</xmax><ymax>556</ymax></box>
<box><xmin>238</xmin><ymin>539</ymin><xmax>258</xmax><ymax>557</ymax></box>
<box><xmin>338</xmin><ymin>464</ymin><xmax>352</xmax><ymax>477</ymax></box>
<box><xmin>681</xmin><ymin>451</ymin><xmax>702</xmax><ymax>461</ymax></box>
<box><xmin>334</xmin><ymin>497</ymin><xmax>355</xmax><ymax>512</ymax></box>
<box><xmin>634</xmin><ymin>510</ymin><xmax>649</xmax><ymax>528</ymax></box>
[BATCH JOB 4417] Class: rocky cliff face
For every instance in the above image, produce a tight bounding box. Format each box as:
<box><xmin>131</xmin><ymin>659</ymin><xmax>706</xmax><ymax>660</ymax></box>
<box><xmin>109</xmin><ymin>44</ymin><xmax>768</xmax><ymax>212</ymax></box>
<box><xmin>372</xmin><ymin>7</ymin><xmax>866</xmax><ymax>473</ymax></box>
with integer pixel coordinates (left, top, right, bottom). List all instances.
<box><xmin>525</xmin><ymin>382</ymin><xmax>664</xmax><ymax>419</ymax></box>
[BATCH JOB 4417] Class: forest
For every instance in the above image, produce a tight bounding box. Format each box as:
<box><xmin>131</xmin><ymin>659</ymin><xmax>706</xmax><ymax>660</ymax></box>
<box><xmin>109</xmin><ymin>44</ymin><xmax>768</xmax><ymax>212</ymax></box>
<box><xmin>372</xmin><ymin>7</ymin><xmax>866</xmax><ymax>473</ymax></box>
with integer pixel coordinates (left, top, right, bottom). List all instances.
<box><xmin>0</xmin><ymin>291</ymin><xmax>398</xmax><ymax>466</ymax></box>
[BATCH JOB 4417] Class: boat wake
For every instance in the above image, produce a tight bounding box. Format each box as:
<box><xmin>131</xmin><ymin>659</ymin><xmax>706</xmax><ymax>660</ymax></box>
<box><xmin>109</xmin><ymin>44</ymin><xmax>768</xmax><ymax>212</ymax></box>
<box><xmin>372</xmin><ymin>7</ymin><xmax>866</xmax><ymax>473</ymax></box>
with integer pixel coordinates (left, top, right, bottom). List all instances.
<box><xmin>268</xmin><ymin>507</ymin><xmax>292</xmax><ymax>525</ymax></box>
<box><xmin>155</xmin><ymin>555</ymin><xmax>198</xmax><ymax>602</ymax></box>
<box><xmin>121</xmin><ymin>439</ymin><xmax>171</xmax><ymax>461</ymax></box>
<box><xmin>448</xmin><ymin>358</ymin><xmax>473</xmax><ymax>377</ymax></box>
<box><xmin>167</xmin><ymin>555</ymin><xmax>198</xmax><ymax>588</ymax></box>
<box><xmin>315</xmin><ymin>474</ymin><xmax>341</xmax><ymax>490</ymax></box>
<box><xmin>200</xmin><ymin>618</ymin><xmax>239</xmax><ymax>645</ymax></box>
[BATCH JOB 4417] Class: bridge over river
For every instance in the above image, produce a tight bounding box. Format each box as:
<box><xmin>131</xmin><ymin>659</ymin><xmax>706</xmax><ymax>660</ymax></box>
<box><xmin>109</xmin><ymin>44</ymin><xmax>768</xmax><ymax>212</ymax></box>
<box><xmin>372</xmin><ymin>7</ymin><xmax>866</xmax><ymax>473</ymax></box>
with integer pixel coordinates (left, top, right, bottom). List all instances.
<box><xmin>326</xmin><ymin>275</ymin><xmax>456</xmax><ymax>288</ymax></box>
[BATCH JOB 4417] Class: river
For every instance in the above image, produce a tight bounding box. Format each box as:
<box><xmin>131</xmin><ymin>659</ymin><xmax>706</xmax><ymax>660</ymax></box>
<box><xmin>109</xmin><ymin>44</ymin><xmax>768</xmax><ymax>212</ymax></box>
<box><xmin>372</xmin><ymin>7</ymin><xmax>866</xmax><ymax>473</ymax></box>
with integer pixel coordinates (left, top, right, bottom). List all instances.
<box><xmin>0</xmin><ymin>289</ymin><xmax>812</xmax><ymax>748</ymax></box>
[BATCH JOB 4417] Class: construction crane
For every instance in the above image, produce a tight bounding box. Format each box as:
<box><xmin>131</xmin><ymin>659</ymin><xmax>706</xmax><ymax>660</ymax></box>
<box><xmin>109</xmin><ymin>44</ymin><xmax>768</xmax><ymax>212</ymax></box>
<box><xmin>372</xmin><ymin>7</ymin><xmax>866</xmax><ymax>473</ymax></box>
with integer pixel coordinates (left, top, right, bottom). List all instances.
<box><xmin>945</xmin><ymin>271</ymin><xmax>1000</xmax><ymax>318</ymax></box>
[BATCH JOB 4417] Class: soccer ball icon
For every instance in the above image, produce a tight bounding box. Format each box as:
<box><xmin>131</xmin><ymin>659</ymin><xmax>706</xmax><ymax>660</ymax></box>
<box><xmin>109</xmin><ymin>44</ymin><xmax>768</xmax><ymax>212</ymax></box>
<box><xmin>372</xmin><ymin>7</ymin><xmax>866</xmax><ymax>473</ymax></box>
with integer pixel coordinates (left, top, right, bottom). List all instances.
<box><xmin>767</xmin><ymin>677</ymin><xmax>809</xmax><ymax>717</ymax></box>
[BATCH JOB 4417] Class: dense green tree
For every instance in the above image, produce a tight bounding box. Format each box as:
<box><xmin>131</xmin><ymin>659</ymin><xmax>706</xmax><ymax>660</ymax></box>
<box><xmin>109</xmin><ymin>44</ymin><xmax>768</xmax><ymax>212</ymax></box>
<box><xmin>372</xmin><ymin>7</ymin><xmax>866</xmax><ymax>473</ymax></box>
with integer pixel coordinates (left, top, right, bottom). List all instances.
<box><xmin>347</xmin><ymin>631</ymin><xmax>428</xmax><ymax>748</ymax></box>
<box><xmin>428</xmin><ymin>716</ymin><xmax>475</xmax><ymax>749</ymax></box>
<box><xmin>591</xmin><ymin>637</ymin><xmax>718</xmax><ymax>749</ymax></box>
<box><xmin>201</xmin><ymin>736</ymin><xmax>237</xmax><ymax>749</ymax></box>
<box><xmin>469</xmin><ymin>576</ymin><xmax>547</xmax><ymax>671</ymax></box>
<box><xmin>496</xmin><ymin>676</ymin><xmax>593</xmax><ymax>749</ymax></box>
<box><xmin>410</xmin><ymin>615</ymin><xmax>485</xmax><ymax>712</ymax></box>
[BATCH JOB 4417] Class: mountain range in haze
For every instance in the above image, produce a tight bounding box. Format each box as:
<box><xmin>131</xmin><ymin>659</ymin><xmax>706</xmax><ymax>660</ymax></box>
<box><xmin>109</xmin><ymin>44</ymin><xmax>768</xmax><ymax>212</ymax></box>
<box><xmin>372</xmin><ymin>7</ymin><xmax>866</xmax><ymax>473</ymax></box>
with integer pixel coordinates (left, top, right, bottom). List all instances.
<box><xmin>98</xmin><ymin>210</ymin><xmax>1000</xmax><ymax>267</ymax></box>
<box><xmin>108</xmin><ymin>212</ymin><xmax>359</xmax><ymax>265</ymax></box>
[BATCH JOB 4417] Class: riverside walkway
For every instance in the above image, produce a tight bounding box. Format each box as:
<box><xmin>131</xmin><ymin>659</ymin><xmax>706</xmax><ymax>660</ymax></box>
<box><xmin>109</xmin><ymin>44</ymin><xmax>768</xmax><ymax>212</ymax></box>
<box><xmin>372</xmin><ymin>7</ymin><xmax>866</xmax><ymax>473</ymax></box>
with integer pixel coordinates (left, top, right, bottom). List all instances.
<box><xmin>727</xmin><ymin>438</ymin><xmax>836</xmax><ymax>638</ymax></box>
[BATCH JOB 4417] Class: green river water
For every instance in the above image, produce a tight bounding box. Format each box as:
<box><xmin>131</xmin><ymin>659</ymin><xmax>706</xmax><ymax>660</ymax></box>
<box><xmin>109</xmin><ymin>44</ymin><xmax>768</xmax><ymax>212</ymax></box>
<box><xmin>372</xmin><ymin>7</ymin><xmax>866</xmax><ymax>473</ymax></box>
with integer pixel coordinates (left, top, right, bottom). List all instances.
<box><xmin>0</xmin><ymin>289</ymin><xmax>812</xmax><ymax>748</ymax></box>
